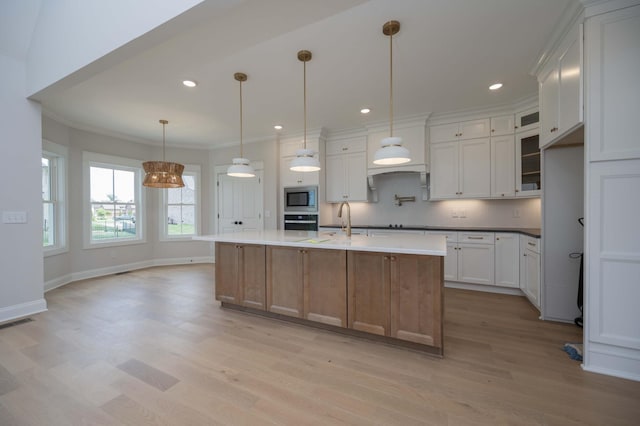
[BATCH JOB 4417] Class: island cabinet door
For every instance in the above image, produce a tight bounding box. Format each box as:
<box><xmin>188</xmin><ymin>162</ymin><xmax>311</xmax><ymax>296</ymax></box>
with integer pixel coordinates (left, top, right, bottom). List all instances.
<box><xmin>347</xmin><ymin>251</ymin><xmax>390</xmax><ymax>336</ymax></box>
<box><xmin>215</xmin><ymin>242</ymin><xmax>239</xmax><ymax>304</ymax></box>
<box><xmin>239</xmin><ymin>244</ymin><xmax>266</xmax><ymax>310</ymax></box>
<box><xmin>390</xmin><ymin>254</ymin><xmax>443</xmax><ymax>348</ymax></box>
<box><xmin>266</xmin><ymin>246</ymin><xmax>304</xmax><ymax>318</ymax></box>
<box><xmin>304</xmin><ymin>248</ymin><xmax>347</xmax><ymax>327</ymax></box>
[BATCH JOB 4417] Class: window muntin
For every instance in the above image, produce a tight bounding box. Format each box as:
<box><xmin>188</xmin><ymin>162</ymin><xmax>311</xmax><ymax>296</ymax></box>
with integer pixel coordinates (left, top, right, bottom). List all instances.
<box><xmin>84</xmin><ymin>152</ymin><xmax>143</xmax><ymax>247</ymax></box>
<box><xmin>42</xmin><ymin>141</ymin><xmax>67</xmax><ymax>255</ymax></box>
<box><xmin>163</xmin><ymin>170</ymin><xmax>199</xmax><ymax>239</ymax></box>
<box><xmin>42</xmin><ymin>156</ymin><xmax>55</xmax><ymax>247</ymax></box>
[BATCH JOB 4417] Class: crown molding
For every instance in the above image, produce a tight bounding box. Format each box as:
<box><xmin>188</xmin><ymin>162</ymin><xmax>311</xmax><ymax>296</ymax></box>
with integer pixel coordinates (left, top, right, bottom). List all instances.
<box><xmin>530</xmin><ymin>1</ymin><xmax>585</xmax><ymax>77</ymax></box>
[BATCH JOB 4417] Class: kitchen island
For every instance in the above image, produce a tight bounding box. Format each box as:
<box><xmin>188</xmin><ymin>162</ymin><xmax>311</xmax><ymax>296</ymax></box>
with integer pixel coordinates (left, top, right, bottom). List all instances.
<box><xmin>195</xmin><ymin>230</ymin><xmax>446</xmax><ymax>355</ymax></box>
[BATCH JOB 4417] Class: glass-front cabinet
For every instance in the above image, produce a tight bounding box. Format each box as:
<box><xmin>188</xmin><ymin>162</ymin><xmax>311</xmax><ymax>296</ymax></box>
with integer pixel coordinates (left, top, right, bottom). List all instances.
<box><xmin>515</xmin><ymin>128</ymin><xmax>541</xmax><ymax>197</ymax></box>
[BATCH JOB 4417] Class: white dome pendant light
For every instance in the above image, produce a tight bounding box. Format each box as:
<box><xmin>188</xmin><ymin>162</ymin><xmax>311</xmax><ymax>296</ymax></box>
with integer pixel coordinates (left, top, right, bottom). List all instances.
<box><xmin>290</xmin><ymin>50</ymin><xmax>321</xmax><ymax>172</ymax></box>
<box><xmin>373</xmin><ymin>20</ymin><xmax>411</xmax><ymax>166</ymax></box>
<box><xmin>227</xmin><ymin>72</ymin><xmax>256</xmax><ymax>178</ymax></box>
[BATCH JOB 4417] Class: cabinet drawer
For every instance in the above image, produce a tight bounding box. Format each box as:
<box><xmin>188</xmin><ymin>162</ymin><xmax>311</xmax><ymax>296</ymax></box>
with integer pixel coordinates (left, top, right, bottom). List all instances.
<box><xmin>459</xmin><ymin>232</ymin><xmax>494</xmax><ymax>244</ymax></box>
<box><xmin>326</xmin><ymin>136</ymin><xmax>366</xmax><ymax>156</ymax></box>
<box><xmin>425</xmin><ymin>231</ymin><xmax>458</xmax><ymax>242</ymax></box>
<box><xmin>521</xmin><ymin>235</ymin><xmax>540</xmax><ymax>253</ymax></box>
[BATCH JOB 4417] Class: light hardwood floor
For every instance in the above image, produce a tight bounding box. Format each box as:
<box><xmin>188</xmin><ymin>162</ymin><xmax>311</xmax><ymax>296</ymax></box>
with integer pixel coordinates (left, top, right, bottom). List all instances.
<box><xmin>1</xmin><ymin>264</ymin><xmax>638</xmax><ymax>425</ymax></box>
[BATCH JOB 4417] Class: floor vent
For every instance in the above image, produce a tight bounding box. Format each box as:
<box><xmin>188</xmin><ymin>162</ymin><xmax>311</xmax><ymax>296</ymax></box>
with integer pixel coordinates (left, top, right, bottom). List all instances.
<box><xmin>0</xmin><ymin>318</ymin><xmax>33</xmax><ymax>330</ymax></box>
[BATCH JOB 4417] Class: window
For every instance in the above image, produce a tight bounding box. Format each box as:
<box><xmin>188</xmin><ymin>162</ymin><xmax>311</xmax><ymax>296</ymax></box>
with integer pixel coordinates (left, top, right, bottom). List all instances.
<box><xmin>42</xmin><ymin>141</ymin><xmax>67</xmax><ymax>255</ymax></box>
<box><xmin>84</xmin><ymin>152</ymin><xmax>144</xmax><ymax>247</ymax></box>
<box><xmin>162</xmin><ymin>166</ymin><xmax>200</xmax><ymax>239</ymax></box>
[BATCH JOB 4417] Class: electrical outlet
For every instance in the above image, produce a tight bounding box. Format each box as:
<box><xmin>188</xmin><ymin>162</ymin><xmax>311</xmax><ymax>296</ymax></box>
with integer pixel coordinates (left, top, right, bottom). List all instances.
<box><xmin>513</xmin><ymin>208</ymin><xmax>520</xmax><ymax>218</ymax></box>
<box><xmin>451</xmin><ymin>210</ymin><xmax>459</xmax><ymax>218</ymax></box>
<box><xmin>460</xmin><ymin>210</ymin><xmax>467</xmax><ymax>218</ymax></box>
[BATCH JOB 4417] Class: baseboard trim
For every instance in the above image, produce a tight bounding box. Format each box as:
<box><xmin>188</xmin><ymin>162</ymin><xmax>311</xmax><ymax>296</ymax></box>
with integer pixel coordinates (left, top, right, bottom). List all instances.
<box><xmin>44</xmin><ymin>274</ymin><xmax>73</xmax><ymax>292</ymax></box>
<box><xmin>445</xmin><ymin>281</ymin><xmax>525</xmax><ymax>296</ymax></box>
<box><xmin>45</xmin><ymin>257</ymin><xmax>214</xmax><ymax>292</ymax></box>
<box><xmin>0</xmin><ymin>299</ymin><xmax>47</xmax><ymax>324</ymax></box>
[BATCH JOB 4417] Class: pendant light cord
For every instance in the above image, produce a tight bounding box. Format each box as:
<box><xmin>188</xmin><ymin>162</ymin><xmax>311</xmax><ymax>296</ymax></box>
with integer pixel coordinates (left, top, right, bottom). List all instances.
<box><xmin>239</xmin><ymin>78</ymin><xmax>243</xmax><ymax>158</ymax></box>
<box><xmin>303</xmin><ymin>58</ymin><xmax>307</xmax><ymax>149</ymax></box>
<box><xmin>162</xmin><ymin>121</ymin><xmax>166</xmax><ymax>162</ymax></box>
<box><xmin>389</xmin><ymin>30</ymin><xmax>394</xmax><ymax>138</ymax></box>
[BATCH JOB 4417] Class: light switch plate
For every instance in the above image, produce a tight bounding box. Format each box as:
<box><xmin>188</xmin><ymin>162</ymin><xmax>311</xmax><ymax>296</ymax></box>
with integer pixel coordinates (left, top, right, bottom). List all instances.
<box><xmin>2</xmin><ymin>211</ymin><xmax>28</xmax><ymax>224</ymax></box>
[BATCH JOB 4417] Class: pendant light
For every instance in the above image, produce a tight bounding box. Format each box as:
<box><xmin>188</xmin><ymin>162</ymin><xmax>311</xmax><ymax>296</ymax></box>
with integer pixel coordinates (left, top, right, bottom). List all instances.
<box><xmin>143</xmin><ymin>120</ymin><xmax>185</xmax><ymax>188</ymax></box>
<box><xmin>373</xmin><ymin>20</ymin><xmax>411</xmax><ymax>165</ymax></box>
<box><xmin>227</xmin><ymin>72</ymin><xmax>256</xmax><ymax>178</ymax></box>
<box><xmin>290</xmin><ymin>50</ymin><xmax>321</xmax><ymax>172</ymax></box>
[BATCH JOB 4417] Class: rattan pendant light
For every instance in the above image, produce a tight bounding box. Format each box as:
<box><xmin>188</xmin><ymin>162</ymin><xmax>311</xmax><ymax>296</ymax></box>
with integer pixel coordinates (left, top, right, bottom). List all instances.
<box><xmin>290</xmin><ymin>50</ymin><xmax>321</xmax><ymax>172</ymax></box>
<box><xmin>143</xmin><ymin>120</ymin><xmax>185</xmax><ymax>188</ymax></box>
<box><xmin>227</xmin><ymin>72</ymin><xmax>255</xmax><ymax>178</ymax></box>
<box><xmin>373</xmin><ymin>20</ymin><xmax>411</xmax><ymax>165</ymax></box>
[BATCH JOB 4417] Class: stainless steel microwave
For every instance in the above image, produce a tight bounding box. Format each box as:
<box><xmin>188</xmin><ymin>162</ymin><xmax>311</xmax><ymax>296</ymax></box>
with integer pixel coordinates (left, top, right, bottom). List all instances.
<box><xmin>284</xmin><ymin>186</ymin><xmax>318</xmax><ymax>212</ymax></box>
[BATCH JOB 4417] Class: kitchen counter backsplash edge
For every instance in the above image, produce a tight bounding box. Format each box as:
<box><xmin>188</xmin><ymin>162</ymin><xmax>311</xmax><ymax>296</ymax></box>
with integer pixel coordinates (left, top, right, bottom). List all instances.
<box><xmin>320</xmin><ymin>225</ymin><xmax>541</xmax><ymax>238</ymax></box>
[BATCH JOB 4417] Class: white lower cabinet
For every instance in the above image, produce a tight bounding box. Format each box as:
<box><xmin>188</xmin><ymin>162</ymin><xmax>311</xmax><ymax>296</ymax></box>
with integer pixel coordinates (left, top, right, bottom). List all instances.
<box><xmin>427</xmin><ymin>231</ymin><xmax>495</xmax><ymax>286</ymax></box>
<box><xmin>494</xmin><ymin>233</ymin><xmax>520</xmax><ymax>288</ymax></box>
<box><xmin>520</xmin><ymin>235</ymin><xmax>541</xmax><ymax>309</ymax></box>
<box><xmin>457</xmin><ymin>233</ymin><xmax>495</xmax><ymax>285</ymax></box>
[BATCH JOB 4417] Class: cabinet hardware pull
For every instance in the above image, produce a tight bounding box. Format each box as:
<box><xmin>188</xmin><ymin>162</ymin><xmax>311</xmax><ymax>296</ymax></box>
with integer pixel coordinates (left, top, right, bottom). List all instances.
<box><xmin>515</xmin><ymin>189</ymin><xmax>519</xmax><ymax>192</ymax></box>
<box><xmin>496</xmin><ymin>237</ymin><xmax>500</xmax><ymax>240</ymax></box>
<box><xmin>491</xmin><ymin>129</ymin><xmax>495</xmax><ymax>132</ymax></box>
<box><xmin>528</xmin><ymin>242</ymin><xmax>536</xmax><ymax>246</ymax></box>
<box><xmin>342</xmin><ymin>147</ymin><xmax>348</xmax><ymax>151</ymax></box>
<box><xmin>390</xmin><ymin>256</ymin><xmax>396</xmax><ymax>261</ymax></box>
<box><xmin>468</xmin><ymin>236</ymin><xmax>484</xmax><ymax>240</ymax></box>
<box><xmin>524</xmin><ymin>253</ymin><xmax>527</xmax><ymax>256</ymax></box>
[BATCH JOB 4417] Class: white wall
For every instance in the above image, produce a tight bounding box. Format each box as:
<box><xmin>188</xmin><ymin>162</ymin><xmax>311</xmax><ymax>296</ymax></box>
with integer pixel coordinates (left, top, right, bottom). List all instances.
<box><xmin>326</xmin><ymin>173</ymin><xmax>541</xmax><ymax>229</ymax></box>
<box><xmin>0</xmin><ymin>53</ymin><xmax>46</xmax><ymax>322</ymax></box>
<box><xmin>26</xmin><ymin>0</ymin><xmax>205</xmax><ymax>96</ymax></box>
<box><xmin>41</xmin><ymin>118</ymin><xmax>212</xmax><ymax>290</ymax></box>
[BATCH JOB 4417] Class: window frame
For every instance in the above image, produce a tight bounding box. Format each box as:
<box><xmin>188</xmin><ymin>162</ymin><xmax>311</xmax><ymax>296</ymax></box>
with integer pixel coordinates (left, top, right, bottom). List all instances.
<box><xmin>83</xmin><ymin>152</ymin><xmax>146</xmax><ymax>249</ymax></box>
<box><xmin>42</xmin><ymin>140</ymin><xmax>68</xmax><ymax>256</ymax></box>
<box><xmin>160</xmin><ymin>165</ymin><xmax>201</xmax><ymax>241</ymax></box>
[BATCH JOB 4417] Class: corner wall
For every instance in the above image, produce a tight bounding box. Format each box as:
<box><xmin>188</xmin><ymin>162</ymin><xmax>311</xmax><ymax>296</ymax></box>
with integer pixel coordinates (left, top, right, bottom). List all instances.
<box><xmin>0</xmin><ymin>54</ymin><xmax>46</xmax><ymax>322</ymax></box>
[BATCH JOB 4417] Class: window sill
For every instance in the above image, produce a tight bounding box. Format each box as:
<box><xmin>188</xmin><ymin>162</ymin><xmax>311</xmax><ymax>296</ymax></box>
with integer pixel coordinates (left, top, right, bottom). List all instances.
<box><xmin>44</xmin><ymin>246</ymin><xmax>69</xmax><ymax>257</ymax></box>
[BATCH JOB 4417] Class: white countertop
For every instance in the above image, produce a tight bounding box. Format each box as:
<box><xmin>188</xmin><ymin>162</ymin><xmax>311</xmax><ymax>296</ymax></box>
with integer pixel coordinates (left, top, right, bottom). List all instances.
<box><xmin>194</xmin><ymin>230</ymin><xmax>446</xmax><ymax>256</ymax></box>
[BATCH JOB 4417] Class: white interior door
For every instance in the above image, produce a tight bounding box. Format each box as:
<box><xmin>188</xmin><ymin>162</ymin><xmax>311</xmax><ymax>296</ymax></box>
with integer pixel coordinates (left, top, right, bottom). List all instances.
<box><xmin>217</xmin><ymin>171</ymin><xmax>263</xmax><ymax>233</ymax></box>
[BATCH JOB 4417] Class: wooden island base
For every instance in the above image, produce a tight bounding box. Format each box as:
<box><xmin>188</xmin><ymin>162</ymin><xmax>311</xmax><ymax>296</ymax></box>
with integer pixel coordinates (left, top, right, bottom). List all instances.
<box><xmin>213</xmin><ymin>238</ymin><xmax>445</xmax><ymax>356</ymax></box>
<box><xmin>220</xmin><ymin>301</ymin><xmax>444</xmax><ymax>356</ymax></box>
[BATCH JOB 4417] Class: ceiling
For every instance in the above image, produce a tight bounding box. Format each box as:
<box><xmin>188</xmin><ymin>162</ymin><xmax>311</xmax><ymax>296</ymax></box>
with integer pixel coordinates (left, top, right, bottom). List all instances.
<box><xmin>13</xmin><ymin>0</ymin><xmax>574</xmax><ymax>149</ymax></box>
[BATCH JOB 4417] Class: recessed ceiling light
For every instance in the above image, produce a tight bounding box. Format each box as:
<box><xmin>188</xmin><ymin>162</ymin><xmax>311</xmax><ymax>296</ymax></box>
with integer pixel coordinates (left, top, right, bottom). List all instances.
<box><xmin>182</xmin><ymin>80</ymin><xmax>197</xmax><ymax>88</ymax></box>
<box><xmin>360</xmin><ymin>108</ymin><xmax>371</xmax><ymax>114</ymax></box>
<box><xmin>274</xmin><ymin>125</ymin><xmax>283</xmax><ymax>130</ymax></box>
<box><xmin>489</xmin><ymin>83</ymin><xmax>503</xmax><ymax>91</ymax></box>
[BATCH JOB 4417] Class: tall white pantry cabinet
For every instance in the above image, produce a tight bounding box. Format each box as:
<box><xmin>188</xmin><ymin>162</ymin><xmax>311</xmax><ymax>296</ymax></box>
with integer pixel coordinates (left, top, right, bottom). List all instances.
<box><xmin>583</xmin><ymin>0</ymin><xmax>640</xmax><ymax>381</ymax></box>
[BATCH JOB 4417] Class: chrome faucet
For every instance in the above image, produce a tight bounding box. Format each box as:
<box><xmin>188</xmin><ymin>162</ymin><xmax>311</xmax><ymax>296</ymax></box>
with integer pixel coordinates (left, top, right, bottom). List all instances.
<box><xmin>337</xmin><ymin>201</ymin><xmax>351</xmax><ymax>237</ymax></box>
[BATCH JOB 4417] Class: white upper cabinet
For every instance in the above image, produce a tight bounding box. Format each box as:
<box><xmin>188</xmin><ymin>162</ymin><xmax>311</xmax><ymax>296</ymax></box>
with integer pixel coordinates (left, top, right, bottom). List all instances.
<box><xmin>515</xmin><ymin>108</ymin><xmax>540</xmax><ymax>133</ymax></box>
<box><xmin>538</xmin><ymin>19</ymin><xmax>583</xmax><ymax>149</ymax></box>
<box><xmin>325</xmin><ymin>136</ymin><xmax>368</xmax><ymax>203</ymax></box>
<box><xmin>491</xmin><ymin>134</ymin><xmax>516</xmax><ymax>198</ymax></box>
<box><xmin>430</xmin><ymin>137</ymin><xmax>490</xmax><ymax>199</ymax></box>
<box><xmin>430</xmin><ymin>118</ymin><xmax>490</xmax><ymax>144</ymax></box>
<box><xmin>490</xmin><ymin>115</ymin><xmax>515</xmax><ymax>136</ymax></box>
